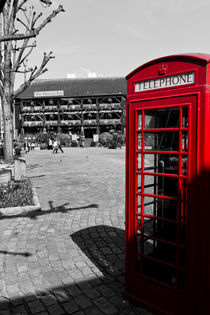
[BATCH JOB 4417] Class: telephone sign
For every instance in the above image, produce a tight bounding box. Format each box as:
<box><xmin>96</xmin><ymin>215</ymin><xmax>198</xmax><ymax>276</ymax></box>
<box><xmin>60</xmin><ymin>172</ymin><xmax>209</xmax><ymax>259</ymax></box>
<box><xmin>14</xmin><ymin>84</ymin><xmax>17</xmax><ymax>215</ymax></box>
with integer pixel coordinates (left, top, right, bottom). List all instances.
<box><xmin>135</xmin><ymin>72</ymin><xmax>195</xmax><ymax>92</ymax></box>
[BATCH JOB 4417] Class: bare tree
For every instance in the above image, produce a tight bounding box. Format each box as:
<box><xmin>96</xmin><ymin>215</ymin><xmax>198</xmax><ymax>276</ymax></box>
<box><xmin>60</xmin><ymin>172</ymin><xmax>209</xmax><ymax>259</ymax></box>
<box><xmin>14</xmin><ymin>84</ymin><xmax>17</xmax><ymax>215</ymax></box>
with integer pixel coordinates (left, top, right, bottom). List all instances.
<box><xmin>0</xmin><ymin>0</ymin><xmax>65</xmax><ymax>162</ymax></box>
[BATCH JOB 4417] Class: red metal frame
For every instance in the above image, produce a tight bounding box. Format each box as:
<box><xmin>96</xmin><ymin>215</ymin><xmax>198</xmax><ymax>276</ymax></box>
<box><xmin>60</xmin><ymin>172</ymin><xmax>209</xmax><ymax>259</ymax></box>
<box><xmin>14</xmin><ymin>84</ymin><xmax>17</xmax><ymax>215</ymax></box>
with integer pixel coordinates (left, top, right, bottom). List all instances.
<box><xmin>125</xmin><ymin>54</ymin><xmax>210</xmax><ymax>315</ymax></box>
<box><xmin>135</xmin><ymin>104</ymin><xmax>188</xmax><ymax>285</ymax></box>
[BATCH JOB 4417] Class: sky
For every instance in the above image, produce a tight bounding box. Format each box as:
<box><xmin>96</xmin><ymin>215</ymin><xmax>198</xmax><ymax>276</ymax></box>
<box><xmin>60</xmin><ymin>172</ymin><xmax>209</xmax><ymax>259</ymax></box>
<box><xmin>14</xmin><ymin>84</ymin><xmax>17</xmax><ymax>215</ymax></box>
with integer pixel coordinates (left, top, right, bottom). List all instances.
<box><xmin>15</xmin><ymin>0</ymin><xmax>210</xmax><ymax>87</ymax></box>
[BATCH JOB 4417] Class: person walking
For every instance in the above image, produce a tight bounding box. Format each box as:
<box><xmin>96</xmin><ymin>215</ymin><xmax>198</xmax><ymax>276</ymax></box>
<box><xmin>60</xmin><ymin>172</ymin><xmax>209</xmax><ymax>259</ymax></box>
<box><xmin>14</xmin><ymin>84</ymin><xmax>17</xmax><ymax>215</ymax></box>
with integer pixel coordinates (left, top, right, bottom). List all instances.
<box><xmin>27</xmin><ymin>141</ymin><xmax>31</xmax><ymax>152</ymax></box>
<box><xmin>14</xmin><ymin>143</ymin><xmax>22</xmax><ymax>157</ymax></box>
<box><xmin>52</xmin><ymin>140</ymin><xmax>58</xmax><ymax>154</ymax></box>
<box><xmin>48</xmin><ymin>138</ymin><xmax>53</xmax><ymax>150</ymax></box>
<box><xmin>58</xmin><ymin>139</ymin><xmax>64</xmax><ymax>153</ymax></box>
<box><xmin>31</xmin><ymin>142</ymin><xmax>35</xmax><ymax>150</ymax></box>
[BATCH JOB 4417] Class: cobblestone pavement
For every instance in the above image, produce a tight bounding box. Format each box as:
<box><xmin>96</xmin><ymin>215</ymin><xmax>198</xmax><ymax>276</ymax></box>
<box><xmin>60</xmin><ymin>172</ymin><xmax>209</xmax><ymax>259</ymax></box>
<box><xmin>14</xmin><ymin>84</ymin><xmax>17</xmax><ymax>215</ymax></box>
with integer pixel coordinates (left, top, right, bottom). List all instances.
<box><xmin>0</xmin><ymin>147</ymin><xmax>154</xmax><ymax>315</ymax></box>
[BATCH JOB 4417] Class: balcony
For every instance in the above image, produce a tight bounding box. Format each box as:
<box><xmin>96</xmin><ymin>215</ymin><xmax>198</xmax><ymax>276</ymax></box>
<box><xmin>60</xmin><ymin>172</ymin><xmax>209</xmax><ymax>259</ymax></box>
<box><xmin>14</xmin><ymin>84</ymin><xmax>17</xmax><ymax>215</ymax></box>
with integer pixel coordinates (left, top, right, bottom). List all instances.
<box><xmin>99</xmin><ymin>119</ymin><xmax>121</xmax><ymax>125</ymax></box>
<box><xmin>23</xmin><ymin>121</ymin><xmax>43</xmax><ymax>127</ymax></box>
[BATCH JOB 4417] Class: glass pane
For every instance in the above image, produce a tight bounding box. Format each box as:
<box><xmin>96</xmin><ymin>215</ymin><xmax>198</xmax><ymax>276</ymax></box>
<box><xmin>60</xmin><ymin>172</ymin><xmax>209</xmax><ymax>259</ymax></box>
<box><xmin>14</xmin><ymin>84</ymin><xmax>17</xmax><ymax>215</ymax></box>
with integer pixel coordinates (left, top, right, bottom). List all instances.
<box><xmin>182</xmin><ymin>131</ymin><xmax>188</xmax><ymax>152</ymax></box>
<box><xmin>143</xmin><ymin>238</ymin><xmax>177</xmax><ymax>265</ymax></box>
<box><xmin>142</xmin><ymin>257</ymin><xmax>177</xmax><ymax>287</ymax></box>
<box><xmin>144</xmin><ymin>131</ymin><xmax>179</xmax><ymax>151</ymax></box>
<box><xmin>137</xmin><ymin>154</ymin><xmax>141</xmax><ymax>171</ymax></box>
<box><xmin>137</xmin><ymin>174</ymin><xmax>141</xmax><ymax>192</ymax></box>
<box><xmin>143</xmin><ymin>238</ymin><xmax>156</xmax><ymax>256</ymax></box>
<box><xmin>144</xmin><ymin>154</ymin><xmax>179</xmax><ymax>174</ymax></box>
<box><xmin>144</xmin><ymin>108</ymin><xmax>179</xmax><ymax>129</ymax></box>
<box><xmin>181</xmin><ymin>155</ymin><xmax>187</xmax><ymax>175</ymax></box>
<box><xmin>136</xmin><ymin>235</ymin><xmax>142</xmax><ymax>255</ymax></box>
<box><xmin>136</xmin><ymin>215</ymin><xmax>142</xmax><ymax>233</ymax></box>
<box><xmin>144</xmin><ymin>196</ymin><xmax>158</xmax><ymax>216</ymax></box>
<box><xmin>179</xmin><ymin>223</ymin><xmax>186</xmax><ymax>245</ymax></box>
<box><xmin>144</xmin><ymin>175</ymin><xmax>178</xmax><ymax>198</ymax></box>
<box><xmin>138</xmin><ymin>111</ymin><xmax>142</xmax><ymax>129</ymax></box>
<box><xmin>137</xmin><ymin>133</ymin><xmax>142</xmax><ymax>150</ymax></box>
<box><xmin>138</xmin><ymin>217</ymin><xmax>178</xmax><ymax>243</ymax></box>
<box><xmin>182</xmin><ymin>107</ymin><xmax>188</xmax><ymax>128</ymax></box>
<box><xmin>181</xmin><ymin>178</ymin><xmax>187</xmax><ymax>204</ymax></box>
<box><xmin>143</xmin><ymin>196</ymin><xmax>177</xmax><ymax>220</ymax></box>
<box><xmin>179</xmin><ymin>248</ymin><xmax>185</xmax><ymax>267</ymax></box>
<box><xmin>144</xmin><ymin>175</ymin><xmax>157</xmax><ymax>195</ymax></box>
<box><xmin>137</xmin><ymin>194</ymin><xmax>141</xmax><ymax>213</ymax></box>
<box><xmin>178</xmin><ymin>271</ymin><xmax>185</xmax><ymax>290</ymax></box>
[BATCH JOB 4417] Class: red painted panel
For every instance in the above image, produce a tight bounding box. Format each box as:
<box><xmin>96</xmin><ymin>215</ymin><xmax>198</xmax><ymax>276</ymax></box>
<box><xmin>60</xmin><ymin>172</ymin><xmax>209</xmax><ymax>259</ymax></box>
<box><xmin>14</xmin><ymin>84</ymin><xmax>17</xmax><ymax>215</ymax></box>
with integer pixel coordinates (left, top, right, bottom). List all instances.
<box><xmin>126</xmin><ymin>55</ymin><xmax>210</xmax><ymax>314</ymax></box>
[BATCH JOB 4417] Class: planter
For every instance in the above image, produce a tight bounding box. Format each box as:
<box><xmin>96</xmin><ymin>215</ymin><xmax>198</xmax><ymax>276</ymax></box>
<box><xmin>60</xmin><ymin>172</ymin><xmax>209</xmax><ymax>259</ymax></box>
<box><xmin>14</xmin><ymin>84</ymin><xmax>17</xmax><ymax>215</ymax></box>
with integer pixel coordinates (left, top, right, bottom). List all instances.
<box><xmin>0</xmin><ymin>186</ymin><xmax>41</xmax><ymax>216</ymax></box>
<box><xmin>0</xmin><ymin>168</ymin><xmax>12</xmax><ymax>185</ymax></box>
<box><xmin>14</xmin><ymin>157</ymin><xmax>26</xmax><ymax>181</ymax></box>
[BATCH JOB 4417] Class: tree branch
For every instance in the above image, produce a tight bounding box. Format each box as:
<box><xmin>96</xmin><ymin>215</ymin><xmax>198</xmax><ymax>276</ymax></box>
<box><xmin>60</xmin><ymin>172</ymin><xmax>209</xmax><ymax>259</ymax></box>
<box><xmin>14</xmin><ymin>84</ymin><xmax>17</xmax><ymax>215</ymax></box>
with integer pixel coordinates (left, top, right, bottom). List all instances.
<box><xmin>13</xmin><ymin>51</ymin><xmax>54</xmax><ymax>99</ymax></box>
<box><xmin>18</xmin><ymin>41</ymin><xmax>36</xmax><ymax>67</ymax></box>
<box><xmin>0</xmin><ymin>5</ymin><xmax>65</xmax><ymax>42</ymax></box>
<box><xmin>16</xmin><ymin>17</ymin><xmax>30</xmax><ymax>32</ymax></box>
<box><xmin>40</xmin><ymin>0</ymin><xmax>52</xmax><ymax>5</ymax></box>
<box><xmin>17</xmin><ymin>0</ymin><xmax>28</xmax><ymax>11</ymax></box>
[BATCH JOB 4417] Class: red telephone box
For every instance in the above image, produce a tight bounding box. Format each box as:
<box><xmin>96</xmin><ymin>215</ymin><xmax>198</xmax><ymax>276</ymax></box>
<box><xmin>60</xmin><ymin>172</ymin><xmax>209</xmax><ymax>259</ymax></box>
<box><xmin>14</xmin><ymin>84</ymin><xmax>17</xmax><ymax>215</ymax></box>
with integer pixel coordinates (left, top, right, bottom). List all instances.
<box><xmin>125</xmin><ymin>54</ymin><xmax>210</xmax><ymax>315</ymax></box>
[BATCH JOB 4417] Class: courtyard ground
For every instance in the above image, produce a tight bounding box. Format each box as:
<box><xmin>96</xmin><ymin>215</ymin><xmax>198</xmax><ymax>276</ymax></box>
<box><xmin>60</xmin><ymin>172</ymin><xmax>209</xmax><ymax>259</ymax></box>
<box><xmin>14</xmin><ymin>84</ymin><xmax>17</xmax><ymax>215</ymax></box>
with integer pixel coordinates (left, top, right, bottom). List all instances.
<box><xmin>0</xmin><ymin>147</ymin><xmax>154</xmax><ymax>315</ymax></box>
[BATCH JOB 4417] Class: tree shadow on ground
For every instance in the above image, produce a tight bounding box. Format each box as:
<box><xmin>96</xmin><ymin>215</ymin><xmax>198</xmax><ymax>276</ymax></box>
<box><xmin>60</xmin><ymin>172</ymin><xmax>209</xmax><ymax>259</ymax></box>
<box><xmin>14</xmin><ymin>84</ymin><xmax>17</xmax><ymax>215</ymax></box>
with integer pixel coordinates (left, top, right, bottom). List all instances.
<box><xmin>0</xmin><ymin>250</ymin><xmax>32</xmax><ymax>257</ymax></box>
<box><xmin>28</xmin><ymin>174</ymin><xmax>46</xmax><ymax>179</ymax></box>
<box><xmin>0</xmin><ymin>225</ymin><xmax>150</xmax><ymax>315</ymax></box>
<box><xmin>26</xmin><ymin>164</ymin><xmax>41</xmax><ymax>171</ymax></box>
<box><xmin>0</xmin><ymin>201</ymin><xmax>99</xmax><ymax>221</ymax></box>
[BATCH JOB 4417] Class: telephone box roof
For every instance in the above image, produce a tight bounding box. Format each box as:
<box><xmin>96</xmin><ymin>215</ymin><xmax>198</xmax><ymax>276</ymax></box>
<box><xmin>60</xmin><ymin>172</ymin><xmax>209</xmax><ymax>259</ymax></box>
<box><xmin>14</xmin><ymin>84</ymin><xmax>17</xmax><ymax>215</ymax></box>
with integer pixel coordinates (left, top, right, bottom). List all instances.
<box><xmin>17</xmin><ymin>77</ymin><xmax>127</xmax><ymax>99</ymax></box>
<box><xmin>126</xmin><ymin>53</ymin><xmax>210</xmax><ymax>79</ymax></box>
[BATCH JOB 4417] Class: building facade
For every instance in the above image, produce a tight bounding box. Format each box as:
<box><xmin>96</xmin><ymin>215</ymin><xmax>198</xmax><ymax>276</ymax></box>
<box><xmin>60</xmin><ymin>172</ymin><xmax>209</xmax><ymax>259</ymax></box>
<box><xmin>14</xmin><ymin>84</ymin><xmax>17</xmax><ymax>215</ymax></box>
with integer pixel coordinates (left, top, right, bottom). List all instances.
<box><xmin>15</xmin><ymin>77</ymin><xmax>127</xmax><ymax>139</ymax></box>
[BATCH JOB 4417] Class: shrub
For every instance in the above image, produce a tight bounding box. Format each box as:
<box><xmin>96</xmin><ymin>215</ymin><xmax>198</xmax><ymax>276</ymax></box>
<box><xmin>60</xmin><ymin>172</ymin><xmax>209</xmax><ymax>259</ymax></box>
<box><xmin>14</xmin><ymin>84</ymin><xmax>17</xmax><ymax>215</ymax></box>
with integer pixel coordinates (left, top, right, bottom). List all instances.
<box><xmin>57</xmin><ymin>133</ymin><xmax>70</xmax><ymax>146</ymax></box>
<box><xmin>99</xmin><ymin>131</ymin><xmax>124</xmax><ymax>148</ymax></box>
<box><xmin>99</xmin><ymin>132</ymin><xmax>113</xmax><ymax>147</ymax></box>
<box><xmin>0</xmin><ymin>179</ymin><xmax>34</xmax><ymax>208</ymax></box>
<box><xmin>35</xmin><ymin>132</ymin><xmax>50</xmax><ymax>144</ymax></box>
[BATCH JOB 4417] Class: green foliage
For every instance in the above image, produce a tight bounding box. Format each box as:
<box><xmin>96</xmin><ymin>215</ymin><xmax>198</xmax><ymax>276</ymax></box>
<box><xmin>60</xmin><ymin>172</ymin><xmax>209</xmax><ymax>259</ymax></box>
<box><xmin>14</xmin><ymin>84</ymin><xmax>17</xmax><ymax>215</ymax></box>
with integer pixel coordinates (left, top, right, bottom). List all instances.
<box><xmin>0</xmin><ymin>179</ymin><xmax>34</xmax><ymax>208</ymax></box>
<box><xmin>99</xmin><ymin>131</ymin><xmax>124</xmax><ymax>148</ymax></box>
<box><xmin>99</xmin><ymin>132</ymin><xmax>113</xmax><ymax>146</ymax></box>
<box><xmin>35</xmin><ymin>132</ymin><xmax>50</xmax><ymax>143</ymax></box>
<box><xmin>57</xmin><ymin>133</ymin><xmax>70</xmax><ymax>145</ymax></box>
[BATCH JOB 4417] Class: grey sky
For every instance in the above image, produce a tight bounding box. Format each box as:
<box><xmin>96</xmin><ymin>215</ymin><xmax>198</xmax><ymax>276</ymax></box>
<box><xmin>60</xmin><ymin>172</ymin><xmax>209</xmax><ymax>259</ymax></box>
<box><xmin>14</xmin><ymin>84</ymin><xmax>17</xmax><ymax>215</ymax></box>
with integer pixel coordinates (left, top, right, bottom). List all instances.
<box><xmin>16</xmin><ymin>0</ymin><xmax>210</xmax><ymax>86</ymax></box>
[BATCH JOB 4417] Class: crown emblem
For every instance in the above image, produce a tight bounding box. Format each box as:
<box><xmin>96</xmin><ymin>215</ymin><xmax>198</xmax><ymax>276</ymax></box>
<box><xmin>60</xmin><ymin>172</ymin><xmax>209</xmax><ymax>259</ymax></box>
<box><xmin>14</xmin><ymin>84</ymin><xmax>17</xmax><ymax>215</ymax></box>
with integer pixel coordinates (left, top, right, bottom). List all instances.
<box><xmin>158</xmin><ymin>63</ymin><xmax>168</xmax><ymax>75</ymax></box>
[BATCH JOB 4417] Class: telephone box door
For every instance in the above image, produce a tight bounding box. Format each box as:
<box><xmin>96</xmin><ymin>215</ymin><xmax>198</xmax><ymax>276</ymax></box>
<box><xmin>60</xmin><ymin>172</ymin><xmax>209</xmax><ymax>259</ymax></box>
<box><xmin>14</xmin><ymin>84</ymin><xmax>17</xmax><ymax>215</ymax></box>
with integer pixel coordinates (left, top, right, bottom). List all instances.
<box><xmin>126</xmin><ymin>95</ymin><xmax>197</xmax><ymax>314</ymax></box>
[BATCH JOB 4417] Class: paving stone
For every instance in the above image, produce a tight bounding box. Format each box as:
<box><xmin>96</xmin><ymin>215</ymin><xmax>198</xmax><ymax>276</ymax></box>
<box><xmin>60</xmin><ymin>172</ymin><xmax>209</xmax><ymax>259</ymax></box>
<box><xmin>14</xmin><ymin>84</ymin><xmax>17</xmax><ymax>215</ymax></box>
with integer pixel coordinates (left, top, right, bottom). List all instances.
<box><xmin>10</xmin><ymin>296</ymin><xmax>25</xmax><ymax>307</ymax></box>
<box><xmin>48</xmin><ymin>304</ymin><xmax>65</xmax><ymax>315</ymax></box>
<box><xmin>0</xmin><ymin>297</ymin><xmax>10</xmax><ymax>309</ymax></box>
<box><xmin>75</xmin><ymin>295</ymin><xmax>93</xmax><ymax>309</ymax></box>
<box><xmin>51</xmin><ymin>289</ymin><xmax>70</xmax><ymax>302</ymax></box>
<box><xmin>84</xmin><ymin>307</ymin><xmax>104</xmax><ymax>315</ymax></box>
<box><xmin>11</xmin><ymin>305</ymin><xmax>29</xmax><ymax>315</ymax></box>
<box><xmin>62</xmin><ymin>300</ymin><xmax>79</xmax><ymax>314</ymax></box>
<box><xmin>96</xmin><ymin>285</ymin><xmax>115</xmax><ymax>298</ymax></box>
<box><xmin>93</xmin><ymin>296</ymin><xmax>118</xmax><ymax>314</ymax></box>
<box><xmin>109</xmin><ymin>295</ymin><xmax>130</xmax><ymax>309</ymax></box>
<box><xmin>65</xmin><ymin>284</ymin><xmax>82</xmax><ymax>297</ymax></box>
<box><xmin>28</xmin><ymin>300</ymin><xmax>45</xmax><ymax>313</ymax></box>
<box><xmin>39</xmin><ymin>294</ymin><xmax>58</xmax><ymax>307</ymax></box>
<box><xmin>84</xmin><ymin>288</ymin><xmax>100</xmax><ymax>299</ymax></box>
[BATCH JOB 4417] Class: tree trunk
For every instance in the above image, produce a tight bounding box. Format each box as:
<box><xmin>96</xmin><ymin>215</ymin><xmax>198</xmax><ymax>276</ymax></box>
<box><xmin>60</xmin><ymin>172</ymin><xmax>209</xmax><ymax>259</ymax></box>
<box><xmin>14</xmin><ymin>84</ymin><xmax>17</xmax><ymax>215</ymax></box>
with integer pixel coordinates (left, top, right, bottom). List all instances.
<box><xmin>2</xmin><ymin>89</ymin><xmax>13</xmax><ymax>163</ymax></box>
